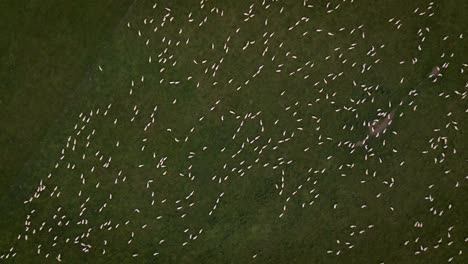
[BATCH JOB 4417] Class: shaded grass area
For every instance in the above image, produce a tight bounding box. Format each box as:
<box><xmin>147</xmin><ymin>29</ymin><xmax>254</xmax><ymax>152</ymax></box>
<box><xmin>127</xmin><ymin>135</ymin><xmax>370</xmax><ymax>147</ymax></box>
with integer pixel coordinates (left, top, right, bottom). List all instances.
<box><xmin>0</xmin><ymin>0</ymin><xmax>134</xmax><ymax>247</ymax></box>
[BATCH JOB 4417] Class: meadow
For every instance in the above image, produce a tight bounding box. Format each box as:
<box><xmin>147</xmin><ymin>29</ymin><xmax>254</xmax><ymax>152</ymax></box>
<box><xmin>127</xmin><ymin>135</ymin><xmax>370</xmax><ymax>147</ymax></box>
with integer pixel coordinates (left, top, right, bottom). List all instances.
<box><xmin>0</xmin><ymin>0</ymin><xmax>466</xmax><ymax>263</ymax></box>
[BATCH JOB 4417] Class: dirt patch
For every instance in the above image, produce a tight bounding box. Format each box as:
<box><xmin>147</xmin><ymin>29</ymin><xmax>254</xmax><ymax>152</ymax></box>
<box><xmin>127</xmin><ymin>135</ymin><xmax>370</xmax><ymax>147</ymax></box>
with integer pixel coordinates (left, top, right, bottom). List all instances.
<box><xmin>369</xmin><ymin>110</ymin><xmax>395</xmax><ymax>137</ymax></box>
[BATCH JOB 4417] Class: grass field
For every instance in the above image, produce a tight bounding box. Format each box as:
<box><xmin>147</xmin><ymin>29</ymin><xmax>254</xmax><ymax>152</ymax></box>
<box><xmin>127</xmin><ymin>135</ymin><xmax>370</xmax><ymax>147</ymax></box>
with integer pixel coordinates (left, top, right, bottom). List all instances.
<box><xmin>1</xmin><ymin>0</ymin><xmax>467</xmax><ymax>263</ymax></box>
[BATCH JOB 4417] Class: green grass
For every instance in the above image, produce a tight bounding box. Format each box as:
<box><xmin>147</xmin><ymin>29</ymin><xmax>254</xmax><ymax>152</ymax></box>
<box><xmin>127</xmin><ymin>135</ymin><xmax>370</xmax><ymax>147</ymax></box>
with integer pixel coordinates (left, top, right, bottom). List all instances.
<box><xmin>1</xmin><ymin>0</ymin><xmax>467</xmax><ymax>263</ymax></box>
